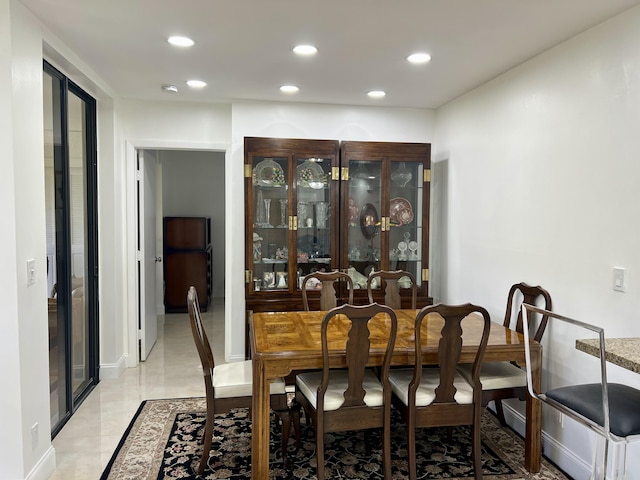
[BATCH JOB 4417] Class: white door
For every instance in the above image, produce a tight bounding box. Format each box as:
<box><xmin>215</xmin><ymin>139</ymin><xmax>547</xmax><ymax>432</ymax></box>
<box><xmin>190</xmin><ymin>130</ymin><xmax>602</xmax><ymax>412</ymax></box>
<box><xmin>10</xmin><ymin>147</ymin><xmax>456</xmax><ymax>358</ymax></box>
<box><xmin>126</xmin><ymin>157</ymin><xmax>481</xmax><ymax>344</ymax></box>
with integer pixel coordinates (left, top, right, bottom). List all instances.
<box><xmin>138</xmin><ymin>149</ymin><xmax>158</xmax><ymax>361</ymax></box>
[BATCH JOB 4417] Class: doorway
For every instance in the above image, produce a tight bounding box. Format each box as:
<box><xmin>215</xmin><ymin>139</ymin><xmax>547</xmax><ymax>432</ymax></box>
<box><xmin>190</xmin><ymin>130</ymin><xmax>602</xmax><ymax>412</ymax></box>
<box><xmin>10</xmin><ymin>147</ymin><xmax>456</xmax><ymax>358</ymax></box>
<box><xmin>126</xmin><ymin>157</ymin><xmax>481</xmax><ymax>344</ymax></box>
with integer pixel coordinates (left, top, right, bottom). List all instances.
<box><xmin>130</xmin><ymin>148</ymin><xmax>226</xmax><ymax>366</ymax></box>
<box><xmin>43</xmin><ymin>61</ymin><xmax>99</xmax><ymax>436</ymax></box>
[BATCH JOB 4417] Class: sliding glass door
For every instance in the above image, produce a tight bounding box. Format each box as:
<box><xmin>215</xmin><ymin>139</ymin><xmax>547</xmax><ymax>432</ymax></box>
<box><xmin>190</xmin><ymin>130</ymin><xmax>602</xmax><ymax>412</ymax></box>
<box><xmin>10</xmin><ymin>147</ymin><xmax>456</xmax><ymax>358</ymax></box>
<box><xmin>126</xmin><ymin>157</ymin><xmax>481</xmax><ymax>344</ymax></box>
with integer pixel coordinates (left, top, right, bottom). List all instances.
<box><xmin>43</xmin><ymin>61</ymin><xmax>99</xmax><ymax>436</ymax></box>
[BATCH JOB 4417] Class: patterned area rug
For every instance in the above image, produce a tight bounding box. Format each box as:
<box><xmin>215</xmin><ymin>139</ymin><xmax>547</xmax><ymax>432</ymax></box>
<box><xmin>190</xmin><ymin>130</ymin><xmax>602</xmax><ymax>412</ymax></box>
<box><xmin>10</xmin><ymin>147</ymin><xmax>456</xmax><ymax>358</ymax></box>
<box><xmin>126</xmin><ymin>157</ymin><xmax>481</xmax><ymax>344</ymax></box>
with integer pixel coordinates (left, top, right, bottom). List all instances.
<box><xmin>101</xmin><ymin>397</ymin><xmax>568</xmax><ymax>480</ymax></box>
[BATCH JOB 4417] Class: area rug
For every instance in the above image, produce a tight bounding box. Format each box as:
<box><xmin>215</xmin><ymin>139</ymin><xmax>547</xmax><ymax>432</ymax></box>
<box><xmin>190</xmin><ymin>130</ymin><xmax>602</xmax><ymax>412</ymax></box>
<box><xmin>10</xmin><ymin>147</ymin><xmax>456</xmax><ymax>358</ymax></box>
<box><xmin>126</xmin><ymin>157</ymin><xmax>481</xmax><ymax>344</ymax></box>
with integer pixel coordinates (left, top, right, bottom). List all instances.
<box><xmin>101</xmin><ymin>397</ymin><xmax>568</xmax><ymax>480</ymax></box>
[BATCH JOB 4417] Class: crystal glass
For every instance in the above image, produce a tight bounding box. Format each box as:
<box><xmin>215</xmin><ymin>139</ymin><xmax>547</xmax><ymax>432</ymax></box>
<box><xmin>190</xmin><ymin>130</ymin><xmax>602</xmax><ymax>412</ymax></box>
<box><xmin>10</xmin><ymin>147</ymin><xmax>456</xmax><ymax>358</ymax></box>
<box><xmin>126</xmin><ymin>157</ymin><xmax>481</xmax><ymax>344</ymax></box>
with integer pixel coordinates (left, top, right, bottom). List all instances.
<box><xmin>391</xmin><ymin>162</ymin><xmax>412</xmax><ymax>188</ymax></box>
<box><xmin>263</xmin><ymin>198</ymin><xmax>272</xmax><ymax>227</ymax></box>
<box><xmin>278</xmin><ymin>199</ymin><xmax>288</xmax><ymax>227</ymax></box>
<box><xmin>316</xmin><ymin>201</ymin><xmax>329</xmax><ymax>228</ymax></box>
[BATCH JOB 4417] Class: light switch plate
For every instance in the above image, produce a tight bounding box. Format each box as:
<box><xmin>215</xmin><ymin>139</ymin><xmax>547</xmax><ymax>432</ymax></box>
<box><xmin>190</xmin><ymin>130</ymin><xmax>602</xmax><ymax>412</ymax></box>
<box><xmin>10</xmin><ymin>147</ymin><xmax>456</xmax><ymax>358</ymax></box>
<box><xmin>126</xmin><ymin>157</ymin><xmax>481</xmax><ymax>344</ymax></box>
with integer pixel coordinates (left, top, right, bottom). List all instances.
<box><xmin>27</xmin><ymin>259</ymin><xmax>36</xmax><ymax>286</ymax></box>
<box><xmin>613</xmin><ymin>267</ymin><xmax>625</xmax><ymax>292</ymax></box>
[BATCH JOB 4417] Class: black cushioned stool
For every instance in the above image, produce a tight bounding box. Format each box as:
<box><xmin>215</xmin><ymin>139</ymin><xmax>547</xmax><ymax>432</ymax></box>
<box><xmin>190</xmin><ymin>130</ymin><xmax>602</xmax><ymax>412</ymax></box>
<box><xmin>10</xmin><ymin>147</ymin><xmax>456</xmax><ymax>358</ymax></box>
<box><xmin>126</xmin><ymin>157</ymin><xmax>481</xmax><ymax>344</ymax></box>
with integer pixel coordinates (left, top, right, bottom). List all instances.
<box><xmin>522</xmin><ymin>304</ymin><xmax>640</xmax><ymax>480</ymax></box>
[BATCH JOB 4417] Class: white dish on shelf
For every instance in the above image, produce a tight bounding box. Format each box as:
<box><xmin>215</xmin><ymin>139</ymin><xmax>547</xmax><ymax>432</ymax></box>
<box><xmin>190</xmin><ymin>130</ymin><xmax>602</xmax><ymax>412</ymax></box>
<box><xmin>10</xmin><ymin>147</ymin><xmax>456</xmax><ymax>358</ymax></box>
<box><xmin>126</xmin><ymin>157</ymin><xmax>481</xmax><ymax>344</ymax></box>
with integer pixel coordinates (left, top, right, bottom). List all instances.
<box><xmin>254</xmin><ymin>158</ymin><xmax>285</xmax><ymax>187</ymax></box>
<box><xmin>297</xmin><ymin>159</ymin><xmax>325</xmax><ymax>189</ymax></box>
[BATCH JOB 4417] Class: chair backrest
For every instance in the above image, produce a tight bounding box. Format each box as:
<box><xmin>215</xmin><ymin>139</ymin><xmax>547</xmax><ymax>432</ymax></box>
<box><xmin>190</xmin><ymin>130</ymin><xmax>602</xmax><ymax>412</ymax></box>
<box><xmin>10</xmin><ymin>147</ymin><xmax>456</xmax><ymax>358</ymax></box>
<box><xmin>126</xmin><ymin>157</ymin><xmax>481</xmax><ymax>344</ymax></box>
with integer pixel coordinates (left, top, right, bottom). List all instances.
<box><xmin>366</xmin><ymin>269</ymin><xmax>417</xmax><ymax>309</ymax></box>
<box><xmin>187</xmin><ymin>286</ymin><xmax>215</xmax><ymax>383</ymax></box>
<box><xmin>521</xmin><ymin>303</ymin><xmax>610</xmax><ymax>435</ymax></box>
<box><xmin>412</xmin><ymin>303</ymin><xmax>491</xmax><ymax>405</ymax></box>
<box><xmin>504</xmin><ymin>282</ymin><xmax>552</xmax><ymax>342</ymax></box>
<box><xmin>318</xmin><ymin>303</ymin><xmax>397</xmax><ymax>411</ymax></box>
<box><xmin>302</xmin><ymin>270</ymin><xmax>354</xmax><ymax>311</ymax></box>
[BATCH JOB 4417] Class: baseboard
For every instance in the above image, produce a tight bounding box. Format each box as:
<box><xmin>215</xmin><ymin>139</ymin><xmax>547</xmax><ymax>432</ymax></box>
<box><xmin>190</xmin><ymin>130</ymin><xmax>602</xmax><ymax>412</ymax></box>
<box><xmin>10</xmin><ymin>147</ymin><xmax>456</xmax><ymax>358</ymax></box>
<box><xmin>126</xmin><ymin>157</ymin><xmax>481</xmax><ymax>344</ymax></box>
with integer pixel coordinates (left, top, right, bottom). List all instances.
<box><xmin>501</xmin><ymin>403</ymin><xmax>592</xmax><ymax>479</ymax></box>
<box><xmin>25</xmin><ymin>445</ymin><xmax>56</xmax><ymax>480</ymax></box>
<box><xmin>99</xmin><ymin>353</ymin><xmax>127</xmax><ymax>380</ymax></box>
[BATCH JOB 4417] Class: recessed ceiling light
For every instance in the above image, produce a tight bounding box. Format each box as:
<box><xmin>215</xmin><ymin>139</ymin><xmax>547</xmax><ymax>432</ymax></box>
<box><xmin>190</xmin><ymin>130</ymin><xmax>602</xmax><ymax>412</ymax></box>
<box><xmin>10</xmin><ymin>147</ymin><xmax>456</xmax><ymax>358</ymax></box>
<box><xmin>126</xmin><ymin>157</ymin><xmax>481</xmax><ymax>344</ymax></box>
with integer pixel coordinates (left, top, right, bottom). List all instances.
<box><xmin>293</xmin><ymin>45</ymin><xmax>318</xmax><ymax>56</ymax></box>
<box><xmin>168</xmin><ymin>36</ymin><xmax>195</xmax><ymax>47</ymax></box>
<box><xmin>367</xmin><ymin>90</ymin><xmax>386</xmax><ymax>99</ymax></box>
<box><xmin>280</xmin><ymin>85</ymin><xmax>299</xmax><ymax>93</ymax></box>
<box><xmin>186</xmin><ymin>80</ymin><xmax>207</xmax><ymax>88</ymax></box>
<box><xmin>161</xmin><ymin>84</ymin><xmax>178</xmax><ymax>93</ymax></box>
<box><xmin>407</xmin><ymin>52</ymin><xmax>431</xmax><ymax>64</ymax></box>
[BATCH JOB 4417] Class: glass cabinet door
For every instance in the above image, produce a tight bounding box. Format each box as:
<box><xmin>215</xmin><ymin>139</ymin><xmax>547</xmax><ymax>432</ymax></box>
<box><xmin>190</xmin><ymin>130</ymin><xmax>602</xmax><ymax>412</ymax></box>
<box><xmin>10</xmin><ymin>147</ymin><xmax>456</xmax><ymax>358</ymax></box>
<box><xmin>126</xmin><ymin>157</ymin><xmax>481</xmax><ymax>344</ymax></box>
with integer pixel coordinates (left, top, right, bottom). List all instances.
<box><xmin>251</xmin><ymin>156</ymin><xmax>290</xmax><ymax>292</ymax></box>
<box><xmin>295</xmin><ymin>156</ymin><xmax>334</xmax><ymax>289</ymax></box>
<box><xmin>345</xmin><ymin>160</ymin><xmax>383</xmax><ymax>288</ymax></box>
<box><xmin>386</xmin><ymin>160</ymin><xmax>424</xmax><ymax>290</ymax></box>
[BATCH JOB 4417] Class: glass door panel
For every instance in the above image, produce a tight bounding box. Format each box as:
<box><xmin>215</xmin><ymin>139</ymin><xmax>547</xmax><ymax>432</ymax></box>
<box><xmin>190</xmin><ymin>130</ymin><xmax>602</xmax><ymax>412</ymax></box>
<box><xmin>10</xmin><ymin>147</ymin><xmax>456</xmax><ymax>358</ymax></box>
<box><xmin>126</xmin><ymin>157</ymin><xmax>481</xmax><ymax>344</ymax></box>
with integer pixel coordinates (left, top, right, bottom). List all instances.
<box><xmin>347</xmin><ymin>160</ymin><xmax>382</xmax><ymax>288</ymax></box>
<box><xmin>296</xmin><ymin>156</ymin><xmax>332</xmax><ymax>289</ymax></box>
<box><xmin>251</xmin><ymin>156</ymin><xmax>289</xmax><ymax>291</ymax></box>
<box><xmin>387</xmin><ymin>160</ymin><xmax>423</xmax><ymax>289</ymax></box>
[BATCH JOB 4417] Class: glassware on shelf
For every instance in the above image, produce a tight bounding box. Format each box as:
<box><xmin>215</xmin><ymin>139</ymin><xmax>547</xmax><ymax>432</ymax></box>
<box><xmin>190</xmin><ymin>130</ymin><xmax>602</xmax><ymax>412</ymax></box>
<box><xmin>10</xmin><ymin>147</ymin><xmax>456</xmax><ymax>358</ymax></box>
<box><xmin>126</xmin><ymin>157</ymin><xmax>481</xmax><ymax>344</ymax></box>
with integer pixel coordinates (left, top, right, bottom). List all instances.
<box><xmin>263</xmin><ymin>198</ymin><xmax>272</xmax><ymax>227</ymax></box>
<box><xmin>278</xmin><ymin>199</ymin><xmax>288</xmax><ymax>227</ymax></box>
<box><xmin>297</xmin><ymin>201</ymin><xmax>309</xmax><ymax>227</ymax></box>
<box><xmin>408</xmin><ymin>240</ymin><xmax>419</xmax><ymax>260</ymax></box>
<box><xmin>255</xmin><ymin>190</ymin><xmax>265</xmax><ymax>226</ymax></box>
<box><xmin>391</xmin><ymin>162</ymin><xmax>412</xmax><ymax>188</ymax></box>
<box><xmin>316</xmin><ymin>201</ymin><xmax>329</xmax><ymax>228</ymax></box>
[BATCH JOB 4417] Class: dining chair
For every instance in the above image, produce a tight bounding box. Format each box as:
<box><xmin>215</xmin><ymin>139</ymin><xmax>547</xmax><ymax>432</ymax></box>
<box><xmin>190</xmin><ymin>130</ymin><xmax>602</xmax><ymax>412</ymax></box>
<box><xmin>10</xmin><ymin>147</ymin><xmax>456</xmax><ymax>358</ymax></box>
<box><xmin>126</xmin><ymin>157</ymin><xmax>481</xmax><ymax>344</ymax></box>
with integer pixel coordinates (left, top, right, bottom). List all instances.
<box><xmin>366</xmin><ymin>269</ymin><xmax>417</xmax><ymax>309</ymax></box>
<box><xmin>458</xmin><ymin>282</ymin><xmax>552</xmax><ymax>426</ymax></box>
<box><xmin>294</xmin><ymin>303</ymin><xmax>398</xmax><ymax>480</ymax></box>
<box><xmin>301</xmin><ymin>270</ymin><xmax>353</xmax><ymax>311</ymax></box>
<box><xmin>187</xmin><ymin>286</ymin><xmax>293</xmax><ymax>474</ymax></box>
<box><xmin>389</xmin><ymin>303</ymin><xmax>491</xmax><ymax>480</ymax></box>
<box><xmin>522</xmin><ymin>303</ymin><xmax>640</xmax><ymax>480</ymax></box>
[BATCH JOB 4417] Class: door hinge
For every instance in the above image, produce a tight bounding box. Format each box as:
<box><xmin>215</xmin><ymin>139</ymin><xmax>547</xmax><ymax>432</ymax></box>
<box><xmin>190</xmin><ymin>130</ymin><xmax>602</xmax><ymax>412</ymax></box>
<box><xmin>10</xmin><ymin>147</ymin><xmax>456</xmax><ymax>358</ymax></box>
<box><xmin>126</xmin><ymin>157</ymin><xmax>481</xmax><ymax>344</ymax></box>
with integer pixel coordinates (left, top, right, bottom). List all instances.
<box><xmin>136</xmin><ymin>250</ymin><xmax>142</xmax><ymax>261</ymax></box>
<box><xmin>244</xmin><ymin>164</ymin><xmax>252</xmax><ymax>178</ymax></box>
<box><xmin>331</xmin><ymin>166</ymin><xmax>340</xmax><ymax>180</ymax></box>
<box><xmin>422</xmin><ymin>269</ymin><xmax>429</xmax><ymax>281</ymax></box>
<box><xmin>424</xmin><ymin>169</ymin><xmax>431</xmax><ymax>183</ymax></box>
<box><xmin>137</xmin><ymin>329</ymin><xmax>143</xmax><ymax>340</ymax></box>
<box><xmin>341</xmin><ymin>166</ymin><xmax>349</xmax><ymax>181</ymax></box>
<box><xmin>245</xmin><ymin>270</ymin><xmax>252</xmax><ymax>284</ymax></box>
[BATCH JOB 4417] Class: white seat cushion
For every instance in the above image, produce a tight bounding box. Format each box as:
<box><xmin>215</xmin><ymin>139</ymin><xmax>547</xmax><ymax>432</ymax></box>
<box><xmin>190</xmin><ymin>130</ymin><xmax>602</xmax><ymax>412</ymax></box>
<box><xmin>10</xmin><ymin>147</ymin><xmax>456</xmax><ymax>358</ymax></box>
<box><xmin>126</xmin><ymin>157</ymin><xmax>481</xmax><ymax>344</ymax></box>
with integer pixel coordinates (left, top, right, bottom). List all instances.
<box><xmin>389</xmin><ymin>367</ymin><xmax>474</xmax><ymax>406</ymax></box>
<box><xmin>457</xmin><ymin>361</ymin><xmax>526</xmax><ymax>390</ymax></box>
<box><xmin>296</xmin><ymin>369</ymin><xmax>384</xmax><ymax>411</ymax></box>
<box><xmin>213</xmin><ymin>360</ymin><xmax>286</xmax><ymax>398</ymax></box>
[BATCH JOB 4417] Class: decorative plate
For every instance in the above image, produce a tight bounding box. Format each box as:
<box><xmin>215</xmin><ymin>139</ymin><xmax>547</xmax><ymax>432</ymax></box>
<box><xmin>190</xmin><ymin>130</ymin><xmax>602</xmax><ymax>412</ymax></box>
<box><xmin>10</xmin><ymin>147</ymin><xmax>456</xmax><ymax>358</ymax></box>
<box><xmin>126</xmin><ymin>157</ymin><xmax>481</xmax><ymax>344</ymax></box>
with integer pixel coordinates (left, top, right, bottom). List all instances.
<box><xmin>297</xmin><ymin>159</ymin><xmax>325</xmax><ymax>189</ymax></box>
<box><xmin>389</xmin><ymin>197</ymin><xmax>414</xmax><ymax>225</ymax></box>
<box><xmin>360</xmin><ymin>203</ymin><xmax>379</xmax><ymax>239</ymax></box>
<box><xmin>254</xmin><ymin>158</ymin><xmax>285</xmax><ymax>187</ymax></box>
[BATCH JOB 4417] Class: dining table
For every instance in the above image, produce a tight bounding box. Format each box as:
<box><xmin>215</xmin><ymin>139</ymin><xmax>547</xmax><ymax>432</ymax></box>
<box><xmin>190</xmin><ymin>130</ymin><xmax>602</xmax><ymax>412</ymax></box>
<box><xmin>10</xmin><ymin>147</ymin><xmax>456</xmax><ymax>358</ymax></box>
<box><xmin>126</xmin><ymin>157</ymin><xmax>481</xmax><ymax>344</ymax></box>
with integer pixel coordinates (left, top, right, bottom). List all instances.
<box><xmin>250</xmin><ymin>308</ymin><xmax>542</xmax><ymax>479</ymax></box>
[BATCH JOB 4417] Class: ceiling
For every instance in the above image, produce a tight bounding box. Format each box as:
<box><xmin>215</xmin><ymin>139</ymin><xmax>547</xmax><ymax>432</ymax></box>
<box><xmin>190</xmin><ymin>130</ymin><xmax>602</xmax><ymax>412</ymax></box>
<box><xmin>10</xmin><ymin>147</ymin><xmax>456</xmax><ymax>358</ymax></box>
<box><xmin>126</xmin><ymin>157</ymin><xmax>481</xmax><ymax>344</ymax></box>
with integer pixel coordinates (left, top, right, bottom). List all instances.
<box><xmin>20</xmin><ymin>0</ymin><xmax>640</xmax><ymax>109</ymax></box>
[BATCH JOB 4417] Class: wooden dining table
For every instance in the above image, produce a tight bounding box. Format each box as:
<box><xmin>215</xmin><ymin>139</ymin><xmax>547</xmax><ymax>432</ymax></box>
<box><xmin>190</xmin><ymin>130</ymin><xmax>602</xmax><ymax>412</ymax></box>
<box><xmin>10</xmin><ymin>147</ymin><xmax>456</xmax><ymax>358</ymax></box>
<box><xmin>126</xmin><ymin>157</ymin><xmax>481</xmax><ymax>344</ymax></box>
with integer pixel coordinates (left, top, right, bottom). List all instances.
<box><xmin>250</xmin><ymin>309</ymin><xmax>542</xmax><ymax>479</ymax></box>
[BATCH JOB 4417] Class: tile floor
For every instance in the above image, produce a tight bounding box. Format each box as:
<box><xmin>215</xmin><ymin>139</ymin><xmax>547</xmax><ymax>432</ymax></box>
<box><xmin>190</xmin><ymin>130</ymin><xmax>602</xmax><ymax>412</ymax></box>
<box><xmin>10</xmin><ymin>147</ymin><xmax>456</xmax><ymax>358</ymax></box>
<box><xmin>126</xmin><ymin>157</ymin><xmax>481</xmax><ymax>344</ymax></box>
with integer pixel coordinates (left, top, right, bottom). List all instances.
<box><xmin>48</xmin><ymin>298</ymin><xmax>225</xmax><ymax>479</ymax></box>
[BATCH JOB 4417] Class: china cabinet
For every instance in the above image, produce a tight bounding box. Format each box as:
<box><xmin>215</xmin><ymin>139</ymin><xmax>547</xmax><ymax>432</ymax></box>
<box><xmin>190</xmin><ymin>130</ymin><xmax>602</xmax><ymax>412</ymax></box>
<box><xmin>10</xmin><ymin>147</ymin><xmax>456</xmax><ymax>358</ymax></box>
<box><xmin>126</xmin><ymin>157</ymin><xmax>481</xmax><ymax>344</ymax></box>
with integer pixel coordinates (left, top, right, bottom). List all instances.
<box><xmin>244</xmin><ymin>137</ymin><xmax>431</xmax><ymax>313</ymax></box>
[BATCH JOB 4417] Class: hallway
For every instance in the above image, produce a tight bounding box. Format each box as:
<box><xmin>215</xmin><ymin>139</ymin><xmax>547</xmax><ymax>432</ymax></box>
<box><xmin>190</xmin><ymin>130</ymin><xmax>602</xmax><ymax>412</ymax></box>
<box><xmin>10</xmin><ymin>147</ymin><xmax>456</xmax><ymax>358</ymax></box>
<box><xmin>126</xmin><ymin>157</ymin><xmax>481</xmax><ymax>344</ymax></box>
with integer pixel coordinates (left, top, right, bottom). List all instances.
<box><xmin>49</xmin><ymin>298</ymin><xmax>225</xmax><ymax>479</ymax></box>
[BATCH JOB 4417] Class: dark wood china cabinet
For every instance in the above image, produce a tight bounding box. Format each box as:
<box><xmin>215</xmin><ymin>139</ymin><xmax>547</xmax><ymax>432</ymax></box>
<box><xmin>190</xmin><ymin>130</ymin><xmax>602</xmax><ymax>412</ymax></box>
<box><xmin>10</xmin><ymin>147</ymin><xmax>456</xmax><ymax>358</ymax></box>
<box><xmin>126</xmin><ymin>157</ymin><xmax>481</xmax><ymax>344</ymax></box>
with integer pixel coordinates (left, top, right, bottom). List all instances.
<box><xmin>245</xmin><ymin>137</ymin><xmax>431</xmax><ymax>313</ymax></box>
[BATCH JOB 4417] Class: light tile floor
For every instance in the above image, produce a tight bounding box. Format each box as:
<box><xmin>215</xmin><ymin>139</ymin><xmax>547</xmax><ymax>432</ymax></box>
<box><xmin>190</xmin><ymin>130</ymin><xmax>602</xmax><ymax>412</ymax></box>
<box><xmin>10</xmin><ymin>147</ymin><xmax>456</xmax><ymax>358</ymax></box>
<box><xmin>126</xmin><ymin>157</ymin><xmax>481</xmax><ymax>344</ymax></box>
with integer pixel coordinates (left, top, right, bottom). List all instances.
<box><xmin>48</xmin><ymin>298</ymin><xmax>225</xmax><ymax>479</ymax></box>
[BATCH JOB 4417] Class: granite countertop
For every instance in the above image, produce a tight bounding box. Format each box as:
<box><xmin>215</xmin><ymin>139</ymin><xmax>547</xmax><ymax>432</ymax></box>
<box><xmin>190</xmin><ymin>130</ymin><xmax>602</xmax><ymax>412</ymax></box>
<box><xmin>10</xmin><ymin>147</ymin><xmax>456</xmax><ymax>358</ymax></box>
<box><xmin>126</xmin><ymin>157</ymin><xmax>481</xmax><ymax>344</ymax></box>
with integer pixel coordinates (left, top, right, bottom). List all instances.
<box><xmin>575</xmin><ymin>337</ymin><xmax>640</xmax><ymax>374</ymax></box>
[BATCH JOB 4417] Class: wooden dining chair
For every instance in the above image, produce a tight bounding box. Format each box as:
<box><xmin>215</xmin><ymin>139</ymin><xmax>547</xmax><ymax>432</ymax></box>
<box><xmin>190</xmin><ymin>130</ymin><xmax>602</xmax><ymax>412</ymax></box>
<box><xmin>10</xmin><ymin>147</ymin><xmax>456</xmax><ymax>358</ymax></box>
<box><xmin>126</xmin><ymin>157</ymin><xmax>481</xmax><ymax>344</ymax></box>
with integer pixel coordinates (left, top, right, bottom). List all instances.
<box><xmin>389</xmin><ymin>303</ymin><xmax>491</xmax><ymax>480</ymax></box>
<box><xmin>295</xmin><ymin>303</ymin><xmax>398</xmax><ymax>480</ymax></box>
<box><xmin>187</xmin><ymin>286</ymin><xmax>292</xmax><ymax>474</ymax></box>
<box><xmin>458</xmin><ymin>282</ymin><xmax>552</xmax><ymax>426</ymax></box>
<box><xmin>366</xmin><ymin>269</ymin><xmax>417</xmax><ymax>309</ymax></box>
<box><xmin>301</xmin><ymin>270</ymin><xmax>353</xmax><ymax>311</ymax></box>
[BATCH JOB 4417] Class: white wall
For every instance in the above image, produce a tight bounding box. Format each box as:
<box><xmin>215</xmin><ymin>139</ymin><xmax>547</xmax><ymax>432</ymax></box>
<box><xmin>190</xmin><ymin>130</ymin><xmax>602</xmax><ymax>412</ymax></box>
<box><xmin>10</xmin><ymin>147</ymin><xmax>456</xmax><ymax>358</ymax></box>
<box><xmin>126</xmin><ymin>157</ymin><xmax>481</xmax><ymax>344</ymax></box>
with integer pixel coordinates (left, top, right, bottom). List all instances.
<box><xmin>160</xmin><ymin>150</ymin><xmax>226</xmax><ymax>299</ymax></box>
<box><xmin>434</xmin><ymin>5</ymin><xmax>640</xmax><ymax>478</ymax></box>
<box><xmin>227</xmin><ymin>101</ymin><xmax>436</xmax><ymax>360</ymax></box>
<box><xmin>1</xmin><ymin>1</ymin><xmax>55</xmax><ymax>478</ymax></box>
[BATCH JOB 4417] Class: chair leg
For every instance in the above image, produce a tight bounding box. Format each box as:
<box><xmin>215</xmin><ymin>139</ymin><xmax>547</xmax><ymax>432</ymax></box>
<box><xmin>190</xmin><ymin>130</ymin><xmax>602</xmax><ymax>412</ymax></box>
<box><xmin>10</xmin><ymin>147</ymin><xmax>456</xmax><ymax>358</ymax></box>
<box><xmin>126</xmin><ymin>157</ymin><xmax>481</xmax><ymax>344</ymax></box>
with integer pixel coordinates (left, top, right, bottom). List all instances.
<box><xmin>472</xmin><ymin>421</ymin><xmax>482</xmax><ymax>480</ymax></box>
<box><xmin>290</xmin><ymin>401</ymin><xmax>302</xmax><ymax>452</ymax></box>
<box><xmin>407</xmin><ymin>422</ymin><xmax>417</xmax><ymax>480</ymax></box>
<box><xmin>611</xmin><ymin>440</ymin><xmax>628</xmax><ymax>480</ymax></box>
<box><xmin>316</xmin><ymin>425</ymin><xmax>325</xmax><ymax>480</ymax></box>
<box><xmin>591</xmin><ymin>434</ymin><xmax>608</xmax><ymax>480</ymax></box>
<box><xmin>275</xmin><ymin>409</ymin><xmax>291</xmax><ymax>466</ymax></box>
<box><xmin>197</xmin><ymin>415</ymin><xmax>214</xmax><ymax>475</ymax></box>
<box><xmin>494</xmin><ymin>399</ymin><xmax>507</xmax><ymax>426</ymax></box>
